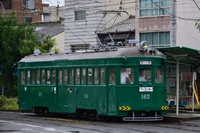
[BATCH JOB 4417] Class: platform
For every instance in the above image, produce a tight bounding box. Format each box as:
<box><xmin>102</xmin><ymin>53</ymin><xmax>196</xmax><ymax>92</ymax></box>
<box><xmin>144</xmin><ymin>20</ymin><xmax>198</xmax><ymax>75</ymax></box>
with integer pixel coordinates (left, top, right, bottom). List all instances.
<box><xmin>163</xmin><ymin>111</ymin><xmax>200</xmax><ymax>123</ymax></box>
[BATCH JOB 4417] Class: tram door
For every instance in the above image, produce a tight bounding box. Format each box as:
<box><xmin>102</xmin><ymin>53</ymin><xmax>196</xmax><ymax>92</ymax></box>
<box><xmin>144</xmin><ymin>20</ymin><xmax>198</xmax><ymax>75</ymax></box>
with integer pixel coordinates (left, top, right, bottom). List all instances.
<box><xmin>107</xmin><ymin>67</ymin><xmax>117</xmax><ymax>114</ymax></box>
<box><xmin>57</xmin><ymin>69</ymin><xmax>69</xmax><ymax>112</ymax></box>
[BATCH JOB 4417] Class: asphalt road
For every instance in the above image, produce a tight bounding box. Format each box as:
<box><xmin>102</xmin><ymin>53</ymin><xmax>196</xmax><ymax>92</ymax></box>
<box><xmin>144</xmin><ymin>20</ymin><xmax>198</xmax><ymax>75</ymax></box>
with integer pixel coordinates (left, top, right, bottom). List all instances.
<box><xmin>0</xmin><ymin>111</ymin><xmax>200</xmax><ymax>133</ymax></box>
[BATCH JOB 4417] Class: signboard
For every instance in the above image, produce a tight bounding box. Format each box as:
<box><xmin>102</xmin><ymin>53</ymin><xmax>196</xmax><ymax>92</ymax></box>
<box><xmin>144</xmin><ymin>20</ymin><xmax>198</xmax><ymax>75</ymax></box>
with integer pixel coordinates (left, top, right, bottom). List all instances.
<box><xmin>181</xmin><ymin>72</ymin><xmax>192</xmax><ymax>81</ymax></box>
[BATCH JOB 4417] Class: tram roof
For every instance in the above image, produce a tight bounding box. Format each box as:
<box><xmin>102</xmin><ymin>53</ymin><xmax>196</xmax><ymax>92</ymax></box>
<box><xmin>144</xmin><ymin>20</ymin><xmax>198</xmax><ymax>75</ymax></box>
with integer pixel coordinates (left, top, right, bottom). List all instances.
<box><xmin>19</xmin><ymin>46</ymin><xmax>164</xmax><ymax>63</ymax></box>
<box><xmin>156</xmin><ymin>46</ymin><xmax>200</xmax><ymax>68</ymax></box>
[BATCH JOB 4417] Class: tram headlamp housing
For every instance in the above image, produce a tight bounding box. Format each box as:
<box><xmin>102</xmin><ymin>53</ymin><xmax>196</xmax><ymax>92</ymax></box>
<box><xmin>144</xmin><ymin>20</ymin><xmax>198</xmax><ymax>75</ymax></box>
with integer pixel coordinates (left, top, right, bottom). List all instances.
<box><xmin>139</xmin><ymin>41</ymin><xmax>149</xmax><ymax>52</ymax></box>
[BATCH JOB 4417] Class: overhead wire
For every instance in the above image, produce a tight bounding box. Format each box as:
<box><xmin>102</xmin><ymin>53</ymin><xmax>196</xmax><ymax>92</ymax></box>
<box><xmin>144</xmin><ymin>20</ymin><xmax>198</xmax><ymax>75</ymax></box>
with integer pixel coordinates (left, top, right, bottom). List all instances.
<box><xmin>32</xmin><ymin>0</ymin><xmax>200</xmax><ymax>46</ymax></box>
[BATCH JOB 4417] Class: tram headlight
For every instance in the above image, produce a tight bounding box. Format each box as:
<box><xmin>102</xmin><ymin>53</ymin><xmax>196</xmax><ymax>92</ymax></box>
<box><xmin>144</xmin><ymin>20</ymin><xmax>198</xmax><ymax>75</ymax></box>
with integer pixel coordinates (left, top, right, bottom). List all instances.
<box><xmin>139</xmin><ymin>41</ymin><xmax>149</xmax><ymax>52</ymax></box>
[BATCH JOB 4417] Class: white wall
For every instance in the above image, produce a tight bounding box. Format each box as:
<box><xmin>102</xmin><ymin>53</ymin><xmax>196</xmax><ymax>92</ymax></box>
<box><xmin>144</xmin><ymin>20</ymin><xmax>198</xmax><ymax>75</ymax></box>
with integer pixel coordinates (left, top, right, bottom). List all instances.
<box><xmin>52</xmin><ymin>32</ymin><xmax>65</xmax><ymax>52</ymax></box>
<box><xmin>176</xmin><ymin>0</ymin><xmax>200</xmax><ymax>50</ymax></box>
<box><xmin>64</xmin><ymin>0</ymin><xmax>106</xmax><ymax>52</ymax></box>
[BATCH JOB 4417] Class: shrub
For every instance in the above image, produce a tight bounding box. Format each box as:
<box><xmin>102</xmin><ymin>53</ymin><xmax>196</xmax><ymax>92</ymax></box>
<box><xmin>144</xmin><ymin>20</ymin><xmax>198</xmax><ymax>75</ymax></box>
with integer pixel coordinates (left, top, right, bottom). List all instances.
<box><xmin>0</xmin><ymin>95</ymin><xmax>7</xmax><ymax>107</ymax></box>
<box><xmin>0</xmin><ymin>96</ymin><xmax>18</xmax><ymax>110</ymax></box>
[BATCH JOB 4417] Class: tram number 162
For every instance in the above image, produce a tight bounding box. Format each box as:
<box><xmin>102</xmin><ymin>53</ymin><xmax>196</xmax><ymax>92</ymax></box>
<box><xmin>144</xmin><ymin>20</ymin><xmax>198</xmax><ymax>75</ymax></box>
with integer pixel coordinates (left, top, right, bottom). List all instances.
<box><xmin>141</xmin><ymin>94</ymin><xmax>150</xmax><ymax>99</ymax></box>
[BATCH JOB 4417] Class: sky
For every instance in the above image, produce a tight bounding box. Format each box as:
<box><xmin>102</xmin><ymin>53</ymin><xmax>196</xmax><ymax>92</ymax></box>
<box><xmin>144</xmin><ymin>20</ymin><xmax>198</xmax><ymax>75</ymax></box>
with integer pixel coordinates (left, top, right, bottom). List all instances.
<box><xmin>42</xmin><ymin>0</ymin><xmax>65</xmax><ymax>6</ymax></box>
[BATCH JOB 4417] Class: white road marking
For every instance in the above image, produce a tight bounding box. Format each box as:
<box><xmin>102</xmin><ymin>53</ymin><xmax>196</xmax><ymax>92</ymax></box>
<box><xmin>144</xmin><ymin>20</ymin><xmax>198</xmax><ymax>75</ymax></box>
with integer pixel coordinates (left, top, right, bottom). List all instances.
<box><xmin>0</xmin><ymin>120</ymin><xmax>72</xmax><ymax>133</ymax></box>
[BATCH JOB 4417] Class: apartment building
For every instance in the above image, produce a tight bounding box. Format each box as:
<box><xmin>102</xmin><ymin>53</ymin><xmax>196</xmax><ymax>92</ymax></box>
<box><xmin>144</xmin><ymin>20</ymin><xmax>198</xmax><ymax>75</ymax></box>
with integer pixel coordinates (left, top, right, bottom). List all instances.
<box><xmin>135</xmin><ymin>0</ymin><xmax>200</xmax><ymax>50</ymax></box>
<box><xmin>0</xmin><ymin>0</ymin><xmax>46</xmax><ymax>23</ymax></box>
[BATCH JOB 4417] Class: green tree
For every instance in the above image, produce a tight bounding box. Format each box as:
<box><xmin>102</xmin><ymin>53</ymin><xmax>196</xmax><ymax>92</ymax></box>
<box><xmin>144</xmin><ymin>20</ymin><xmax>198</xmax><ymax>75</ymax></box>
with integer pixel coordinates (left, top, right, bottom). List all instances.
<box><xmin>0</xmin><ymin>12</ymin><xmax>56</xmax><ymax>97</ymax></box>
<box><xmin>35</xmin><ymin>35</ymin><xmax>56</xmax><ymax>53</ymax></box>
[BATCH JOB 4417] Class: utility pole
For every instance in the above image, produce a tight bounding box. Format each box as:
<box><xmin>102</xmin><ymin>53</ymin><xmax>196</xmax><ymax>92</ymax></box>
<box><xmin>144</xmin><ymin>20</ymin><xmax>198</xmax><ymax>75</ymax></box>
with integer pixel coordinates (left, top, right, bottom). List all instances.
<box><xmin>171</xmin><ymin>0</ymin><xmax>176</xmax><ymax>46</ymax></box>
<box><xmin>22</xmin><ymin>0</ymin><xmax>27</xmax><ymax>23</ymax></box>
<box><xmin>56</xmin><ymin>5</ymin><xmax>59</xmax><ymax>22</ymax></box>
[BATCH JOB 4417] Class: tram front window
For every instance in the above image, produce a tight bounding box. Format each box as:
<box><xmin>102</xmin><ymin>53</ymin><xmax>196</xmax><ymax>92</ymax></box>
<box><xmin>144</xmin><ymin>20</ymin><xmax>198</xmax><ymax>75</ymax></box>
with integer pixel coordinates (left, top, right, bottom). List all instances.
<box><xmin>120</xmin><ymin>68</ymin><xmax>134</xmax><ymax>84</ymax></box>
<box><xmin>139</xmin><ymin>68</ymin><xmax>151</xmax><ymax>82</ymax></box>
<box><xmin>155</xmin><ymin>67</ymin><xmax>164</xmax><ymax>83</ymax></box>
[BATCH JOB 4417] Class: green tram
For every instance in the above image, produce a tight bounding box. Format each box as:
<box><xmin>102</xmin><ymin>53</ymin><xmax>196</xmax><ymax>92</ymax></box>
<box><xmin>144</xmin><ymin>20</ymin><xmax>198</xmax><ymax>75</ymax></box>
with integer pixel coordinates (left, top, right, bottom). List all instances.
<box><xmin>18</xmin><ymin>42</ymin><xmax>168</xmax><ymax>121</ymax></box>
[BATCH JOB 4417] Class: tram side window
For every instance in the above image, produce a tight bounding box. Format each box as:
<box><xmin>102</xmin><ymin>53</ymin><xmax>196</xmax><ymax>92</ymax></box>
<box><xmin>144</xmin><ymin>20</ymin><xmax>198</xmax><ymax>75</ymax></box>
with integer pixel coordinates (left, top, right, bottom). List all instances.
<box><xmin>42</xmin><ymin>70</ymin><xmax>45</xmax><ymax>84</ymax></box>
<box><xmin>59</xmin><ymin>70</ymin><xmax>62</xmax><ymax>84</ymax></box>
<box><xmin>75</xmin><ymin>68</ymin><xmax>80</xmax><ymax>84</ymax></box>
<box><xmin>94</xmin><ymin>68</ymin><xmax>99</xmax><ymax>84</ymax></box>
<box><xmin>27</xmin><ymin>70</ymin><xmax>30</xmax><ymax>84</ymax></box>
<box><xmin>81</xmin><ymin>68</ymin><xmax>86</xmax><ymax>84</ymax></box>
<box><xmin>88</xmin><ymin>68</ymin><xmax>93</xmax><ymax>84</ymax></box>
<box><xmin>100</xmin><ymin>68</ymin><xmax>105</xmax><ymax>84</ymax></box>
<box><xmin>64</xmin><ymin>69</ymin><xmax>68</xmax><ymax>84</ymax></box>
<box><xmin>109</xmin><ymin>68</ymin><xmax>116</xmax><ymax>84</ymax></box>
<box><xmin>21</xmin><ymin>71</ymin><xmax>25</xmax><ymax>84</ymax></box>
<box><xmin>139</xmin><ymin>68</ymin><xmax>151</xmax><ymax>82</ymax></box>
<box><xmin>47</xmin><ymin>70</ymin><xmax>51</xmax><ymax>84</ymax></box>
<box><xmin>31</xmin><ymin>70</ymin><xmax>35</xmax><ymax>84</ymax></box>
<box><xmin>155</xmin><ymin>67</ymin><xmax>164</xmax><ymax>83</ymax></box>
<box><xmin>69</xmin><ymin>68</ymin><xmax>74</xmax><ymax>84</ymax></box>
<box><xmin>52</xmin><ymin>70</ymin><xmax>56</xmax><ymax>84</ymax></box>
<box><xmin>36</xmin><ymin>69</ymin><xmax>40</xmax><ymax>84</ymax></box>
<box><xmin>120</xmin><ymin>68</ymin><xmax>133</xmax><ymax>84</ymax></box>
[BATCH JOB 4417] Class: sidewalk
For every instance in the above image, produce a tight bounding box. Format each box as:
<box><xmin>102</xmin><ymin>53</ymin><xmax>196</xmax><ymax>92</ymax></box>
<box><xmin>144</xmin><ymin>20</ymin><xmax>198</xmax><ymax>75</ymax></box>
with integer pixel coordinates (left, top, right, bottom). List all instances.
<box><xmin>163</xmin><ymin>110</ymin><xmax>200</xmax><ymax>122</ymax></box>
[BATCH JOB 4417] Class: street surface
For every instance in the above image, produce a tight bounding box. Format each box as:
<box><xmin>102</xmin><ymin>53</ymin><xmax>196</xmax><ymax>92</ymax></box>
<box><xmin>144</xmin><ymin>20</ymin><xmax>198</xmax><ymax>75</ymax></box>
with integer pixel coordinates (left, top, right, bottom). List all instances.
<box><xmin>0</xmin><ymin>111</ymin><xmax>200</xmax><ymax>133</ymax></box>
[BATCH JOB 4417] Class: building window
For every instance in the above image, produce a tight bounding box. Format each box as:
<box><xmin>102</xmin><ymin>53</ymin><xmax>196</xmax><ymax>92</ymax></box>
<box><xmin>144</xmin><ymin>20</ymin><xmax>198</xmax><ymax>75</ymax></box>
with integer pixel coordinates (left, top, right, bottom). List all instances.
<box><xmin>75</xmin><ymin>11</ymin><xmax>86</xmax><ymax>20</ymax></box>
<box><xmin>140</xmin><ymin>32</ymin><xmax>170</xmax><ymax>47</ymax></box>
<box><xmin>139</xmin><ymin>0</ymin><xmax>170</xmax><ymax>17</ymax></box>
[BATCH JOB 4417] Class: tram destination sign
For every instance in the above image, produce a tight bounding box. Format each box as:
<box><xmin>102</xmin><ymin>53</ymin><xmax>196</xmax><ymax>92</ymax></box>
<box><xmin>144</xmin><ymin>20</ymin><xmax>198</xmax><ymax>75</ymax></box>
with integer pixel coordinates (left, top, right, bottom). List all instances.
<box><xmin>140</xmin><ymin>61</ymin><xmax>152</xmax><ymax>65</ymax></box>
<box><xmin>139</xmin><ymin>87</ymin><xmax>153</xmax><ymax>92</ymax></box>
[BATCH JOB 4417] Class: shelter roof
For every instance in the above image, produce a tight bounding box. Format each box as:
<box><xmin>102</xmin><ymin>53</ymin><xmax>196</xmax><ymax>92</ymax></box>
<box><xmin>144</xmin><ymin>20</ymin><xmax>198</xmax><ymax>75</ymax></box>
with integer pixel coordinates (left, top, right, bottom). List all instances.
<box><xmin>156</xmin><ymin>46</ymin><xmax>200</xmax><ymax>69</ymax></box>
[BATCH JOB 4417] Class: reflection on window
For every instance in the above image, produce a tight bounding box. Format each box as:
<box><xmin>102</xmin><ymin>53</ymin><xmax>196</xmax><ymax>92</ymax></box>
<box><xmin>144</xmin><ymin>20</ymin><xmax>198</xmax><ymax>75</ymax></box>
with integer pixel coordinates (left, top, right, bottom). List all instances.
<box><xmin>88</xmin><ymin>68</ymin><xmax>92</xmax><ymax>84</ymax></box>
<box><xmin>36</xmin><ymin>70</ymin><xmax>40</xmax><ymax>84</ymax></box>
<box><xmin>120</xmin><ymin>68</ymin><xmax>134</xmax><ymax>84</ymax></box>
<box><xmin>76</xmin><ymin>68</ymin><xmax>80</xmax><ymax>84</ymax></box>
<box><xmin>21</xmin><ymin>71</ymin><xmax>25</xmax><ymax>84</ymax></box>
<box><xmin>140</xmin><ymin>32</ymin><xmax>170</xmax><ymax>48</ymax></box>
<box><xmin>52</xmin><ymin>70</ymin><xmax>56</xmax><ymax>84</ymax></box>
<box><xmin>59</xmin><ymin>70</ymin><xmax>62</xmax><ymax>84</ymax></box>
<box><xmin>70</xmin><ymin>68</ymin><xmax>74</xmax><ymax>84</ymax></box>
<box><xmin>64</xmin><ymin>69</ymin><xmax>68</xmax><ymax>84</ymax></box>
<box><xmin>109</xmin><ymin>68</ymin><xmax>116</xmax><ymax>84</ymax></box>
<box><xmin>155</xmin><ymin>67</ymin><xmax>164</xmax><ymax>83</ymax></box>
<box><xmin>139</xmin><ymin>68</ymin><xmax>151</xmax><ymax>82</ymax></box>
<box><xmin>47</xmin><ymin>70</ymin><xmax>51</xmax><ymax>84</ymax></box>
<box><xmin>94</xmin><ymin>68</ymin><xmax>99</xmax><ymax>84</ymax></box>
<box><xmin>42</xmin><ymin>70</ymin><xmax>45</xmax><ymax>84</ymax></box>
<box><xmin>82</xmin><ymin>68</ymin><xmax>86</xmax><ymax>84</ymax></box>
<box><xmin>31</xmin><ymin>70</ymin><xmax>35</xmax><ymax>84</ymax></box>
<box><xmin>100</xmin><ymin>68</ymin><xmax>105</xmax><ymax>84</ymax></box>
<box><xmin>27</xmin><ymin>70</ymin><xmax>30</xmax><ymax>84</ymax></box>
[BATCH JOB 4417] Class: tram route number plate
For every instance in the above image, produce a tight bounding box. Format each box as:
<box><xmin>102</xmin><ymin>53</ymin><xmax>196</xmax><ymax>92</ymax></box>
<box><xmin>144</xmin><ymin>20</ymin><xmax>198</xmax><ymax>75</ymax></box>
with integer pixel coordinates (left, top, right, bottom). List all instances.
<box><xmin>139</xmin><ymin>87</ymin><xmax>153</xmax><ymax>92</ymax></box>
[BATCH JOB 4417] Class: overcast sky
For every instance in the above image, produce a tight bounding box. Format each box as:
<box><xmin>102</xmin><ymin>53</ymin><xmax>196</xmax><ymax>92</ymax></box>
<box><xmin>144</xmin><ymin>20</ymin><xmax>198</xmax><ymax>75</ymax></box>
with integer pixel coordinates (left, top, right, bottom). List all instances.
<box><xmin>42</xmin><ymin>0</ymin><xmax>65</xmax><ymax>6</ymax></box>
